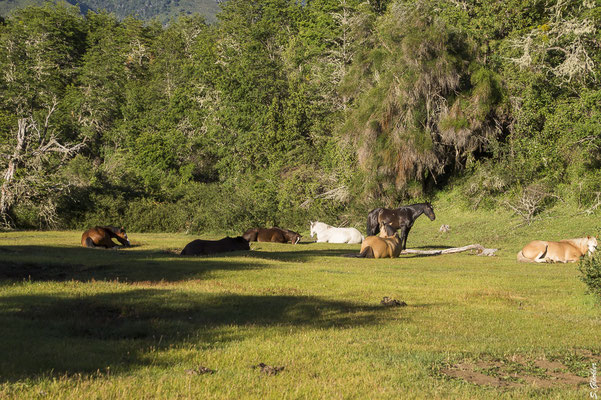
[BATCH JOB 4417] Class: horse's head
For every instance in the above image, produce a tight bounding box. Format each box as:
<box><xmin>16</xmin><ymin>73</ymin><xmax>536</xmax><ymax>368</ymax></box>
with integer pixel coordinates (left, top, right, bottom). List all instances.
<box><xmin>424</xmin><ymin>202</ymin><xmax>436</xmax><ymax>221</ymax></box>
<box><xmin>587</xmin><ymin>236</ymin><xmax>598</xmax><ymax>254</ymax></box>
<box><xmin>234</xmin><ymin>236</ymin><xmax>251</xmax><ymax>251</ymax></box>
<box><xmin>379</xmin><ymin>224</ymin><xmax>396</xmax><ymax>238</ymax></box>
<box><xmin>284</xmin><ymin>229</ymin><xmax>302</xmax><ymax>244</ymax></box>
<box><xmin>117</xmin><ymin>226</ymin><xmax>130</xmax><ymax>246</ymax></box>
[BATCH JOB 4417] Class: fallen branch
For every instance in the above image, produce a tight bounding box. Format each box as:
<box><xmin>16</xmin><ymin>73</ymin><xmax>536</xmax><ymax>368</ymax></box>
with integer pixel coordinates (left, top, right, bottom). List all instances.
<box><xmin>401</xmin><ymin>244</ymin><xmax>498</xmax><ymax>256</ymax></box>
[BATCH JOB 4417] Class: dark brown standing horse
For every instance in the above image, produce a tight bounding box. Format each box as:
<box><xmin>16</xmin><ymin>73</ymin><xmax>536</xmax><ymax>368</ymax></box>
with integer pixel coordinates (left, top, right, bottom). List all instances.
<box><xmin>242</xmin><ymin>227</ymin><xmax>302</xmax><ymax>244</ymax></box>
<box><xmin>366</xmin><ymin>202</ymin><xmax>435</xmax><ymax>250</ymax></box>
<box><xmin>81</xmin><ymin>226</ymin><xmax>130</xmax><ymax>248</ymax></box>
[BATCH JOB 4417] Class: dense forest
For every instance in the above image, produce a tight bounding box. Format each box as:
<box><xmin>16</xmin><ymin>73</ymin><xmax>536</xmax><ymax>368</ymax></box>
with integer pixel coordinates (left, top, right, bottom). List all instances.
<box><xmin>1</xmin><ymin>0</ymin><xmax>600</xmax><ymax>233</ymax></box>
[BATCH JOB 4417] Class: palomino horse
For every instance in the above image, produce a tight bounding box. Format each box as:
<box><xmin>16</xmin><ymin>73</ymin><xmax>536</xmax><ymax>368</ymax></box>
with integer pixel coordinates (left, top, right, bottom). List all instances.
<box><xmin>355</xmin><ymin>224</ymin><xmax>402</xmax><ymax>259</ymax></box>
<box><xmin>366</xmin><ymin>202</ymin><xmax>436</xmax><ymax>250</ymax></box>
<box><xmin>181</xmin><ymin>236</ymin><xmax>250</xmax><ymax>256</ymax></box>
<box><xmin>242</xmin><ymin>227</ymin><xmax>301</xmax><ymax>244</ymax></box>
<box><xmin>517</xmin><ymin>236</ymin><xmax>597</xmax><ymax>263</ymax></box>
<box><xmin>309</xmin><ymin>221</ymin><xmax>364</xmax><ymax>244</ymax></box>
<box><xmin>81</xmin><ymin>226</ymin><xmax>130</xmax><ymax>248</ymax></box>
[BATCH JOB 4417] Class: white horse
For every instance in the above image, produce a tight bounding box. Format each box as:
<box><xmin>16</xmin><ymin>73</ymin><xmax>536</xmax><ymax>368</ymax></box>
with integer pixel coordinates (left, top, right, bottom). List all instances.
<box><xmin>309</xmin><ymin>221</ymin><xmax>364</xmax><ymax>244</ymax></box>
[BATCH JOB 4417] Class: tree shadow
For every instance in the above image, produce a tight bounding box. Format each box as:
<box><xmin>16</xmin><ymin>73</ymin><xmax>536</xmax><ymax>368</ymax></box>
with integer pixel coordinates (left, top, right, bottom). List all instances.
<box><xmin>0</xmin><ymin>289</ymin><xmax>397</xmax><ymax>382</ymax></box>
<box><xmin>0</xmin><ymin>245</ymin><xmax>265</xmax><ymax>283</ymax></box>
<box><xmin>245</xmin><ymin>248</ymin><xmax>355</xmax><ymax>262</ymax></box>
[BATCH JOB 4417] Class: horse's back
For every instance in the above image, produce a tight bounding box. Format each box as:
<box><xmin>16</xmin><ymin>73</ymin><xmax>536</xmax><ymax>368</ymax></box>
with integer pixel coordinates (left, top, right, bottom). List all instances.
<box><xmin>344</xmin><ymin>227</ymin><xmax>363</xmax><ymax>244</ymax></box>
<box><xmin>242</xmin><ymin>228</ymin><xmax>259</xmax><ymax>242</ymax></box>
<box><xmin>323</xmin><ymin>227</ymin><xmax>362</xmax><ymax>244</ymax></box>
<box><xmin>257</xmin><ymin>228</ymin><xmax>285</xmax><ymax>243</ymax></box>
<box><xmin>546</xmin><ymin>241</ymin><xmax>582</xmax><ymax>262</ymax></box>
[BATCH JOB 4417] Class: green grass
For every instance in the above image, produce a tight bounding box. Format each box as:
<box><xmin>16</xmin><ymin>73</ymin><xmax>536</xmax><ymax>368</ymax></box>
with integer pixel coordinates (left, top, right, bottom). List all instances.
<box><xmin>1</xmin><ymin>204</ymin><xmax>600</xmax><ymax>399</ymax></box>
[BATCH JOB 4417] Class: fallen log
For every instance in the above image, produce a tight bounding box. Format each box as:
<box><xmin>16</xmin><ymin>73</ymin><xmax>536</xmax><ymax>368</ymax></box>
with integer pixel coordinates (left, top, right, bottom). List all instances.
<box><xmin>401</xmin><ymin>244</ymin><xmax>498</xmax><ymax>256</ymax></box>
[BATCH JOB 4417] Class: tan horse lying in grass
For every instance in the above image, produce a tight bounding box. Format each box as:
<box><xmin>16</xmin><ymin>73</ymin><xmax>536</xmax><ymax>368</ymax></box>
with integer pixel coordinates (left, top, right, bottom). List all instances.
<box><xmin>356</xmin><ymin>225</ymin><xmax>402</xmax><ymax>259</ymax></box>
<box><xmin>517</xmin><ymin>236</ymin><xmax>597</xmax><ymax>263</ymax></box>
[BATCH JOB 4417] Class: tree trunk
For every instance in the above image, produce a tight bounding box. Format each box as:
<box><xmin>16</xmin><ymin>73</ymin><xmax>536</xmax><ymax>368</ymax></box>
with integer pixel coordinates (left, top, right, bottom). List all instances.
<box><xmin>0</xmin><ymin>118</ymin><xmax>28</xmax><ymax>226</ymax></box>
<box><xmin>401</xmin><ymin>244</ymin><xmax>498</xmax><ymax>256</ymax></box>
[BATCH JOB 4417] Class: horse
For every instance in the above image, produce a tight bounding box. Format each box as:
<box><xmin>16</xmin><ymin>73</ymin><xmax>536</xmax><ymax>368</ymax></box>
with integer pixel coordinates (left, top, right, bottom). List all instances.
<box><xmin>81</xmin><ymin>226</ymin><xmax>130</xmax><ymax>248</ymax></box>
<box><xmin>181</xmin><ymin>236</ymin><xmax>250</xmax><ymax>256</ymax></box>
<box><xmin>309</xmin><ymin>221</ymin><xmax>364</xmax><ymax>244</ymax></box>
<box><xmin>354</xmin><ymin>224</ymin><xmax>402</xmax><ymax>258</ymax></box>
<box><xmin>517</xmin><ymin>236</ymin><xmax>597</xmax><ymax>263</ymax></box>
<box><xmin>366</xmin><ymin>202</ymin><xmax>436</xmax><ymax>250</ymax></box>
<box><xmin>242</xmin><ymin>227</ymin><xmax>301</xmax><ymax>244</ymax></box>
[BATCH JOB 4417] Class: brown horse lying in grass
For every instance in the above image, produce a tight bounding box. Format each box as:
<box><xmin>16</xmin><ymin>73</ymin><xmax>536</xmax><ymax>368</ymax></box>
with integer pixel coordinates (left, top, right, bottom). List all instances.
<box><xmin>517</xmin><ymin>236</ymin><xmax>597</xmax><ymax>263</ymax></box>
<box><xmin>181</xmin><ymin>236</ymin><xmax>250</xmax><ymax>256</ymax></box>
<box><xmin>356</xmin><ymin>225</ymin><xmax>402</xmax><ymax>259</ymax></box>
<box><xmin>242</xmin><ymin>227</ymin><xmax>301</xmax><ymax>244</ymax></box>
<box><xmin>81</xmin><ymin>226</ymin><xmax>130</xmax><ymax>248</ymax></box>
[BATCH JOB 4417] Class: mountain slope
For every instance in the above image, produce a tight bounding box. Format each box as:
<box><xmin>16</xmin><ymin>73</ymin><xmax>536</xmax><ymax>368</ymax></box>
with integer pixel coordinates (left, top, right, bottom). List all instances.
<box><xmin>0</xmin><ymin>0</ymin><xmax>221</xmax><ymax>23</ymax></box>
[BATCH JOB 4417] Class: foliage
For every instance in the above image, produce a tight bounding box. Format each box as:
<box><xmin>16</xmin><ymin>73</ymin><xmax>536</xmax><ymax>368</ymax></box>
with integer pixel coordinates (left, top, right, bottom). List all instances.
<box><xmin>0</xmin><ymin>0</ymin><xmax>601</xmax><ymax>231</ymax></box>
<box><xmin>579</xmin><ymin>250</ymin><xmax>601</xmax><ymax>300</ymax></box>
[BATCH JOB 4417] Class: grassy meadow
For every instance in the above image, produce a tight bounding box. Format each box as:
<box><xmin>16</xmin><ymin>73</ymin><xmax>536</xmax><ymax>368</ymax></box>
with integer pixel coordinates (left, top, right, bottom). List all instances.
<box><xmin>1</xmin><ymin>202</ymin><xmax>600</xmax><ymax>399</ymax></box>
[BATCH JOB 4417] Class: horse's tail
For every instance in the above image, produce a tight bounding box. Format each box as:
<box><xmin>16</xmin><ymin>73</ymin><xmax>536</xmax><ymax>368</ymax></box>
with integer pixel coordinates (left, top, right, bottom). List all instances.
<box><xmin>344</xmin><ymin>246</ymin><xmax>374</xmax><ymax>258</ymax></box>
<box><xmin>516</xmin><ymin>250</ymin><xmax>534</xmax><ymax>263</ymax></box>
<box><xmin>83</xmin><ymin>237</ymin><xmax>96</xmax><ymax>248</ymax></box>
<box><xmin>358</xmin><ymin>246</ymin><xmax>374</xmax><ymax>258</ymax></box>
<box><xmin>366</xmin><ymin>209</ymin><xmax>380</xmax><ymax>236</ymax></box>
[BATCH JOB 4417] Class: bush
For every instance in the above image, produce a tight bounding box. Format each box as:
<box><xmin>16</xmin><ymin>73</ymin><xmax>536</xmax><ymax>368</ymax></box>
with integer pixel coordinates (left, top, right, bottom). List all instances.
<box><xmin>579</xmin><ymin>251</ymin><xmax>601</xmax><ymax>300</ymax></box>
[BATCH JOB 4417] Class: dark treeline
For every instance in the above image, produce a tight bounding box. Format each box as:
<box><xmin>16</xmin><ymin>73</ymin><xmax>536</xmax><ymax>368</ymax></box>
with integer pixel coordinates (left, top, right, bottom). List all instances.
<box><xmin>1</xmin><ymin>0</ymin><xmax>600</xmax><ymax>232</ymax></box>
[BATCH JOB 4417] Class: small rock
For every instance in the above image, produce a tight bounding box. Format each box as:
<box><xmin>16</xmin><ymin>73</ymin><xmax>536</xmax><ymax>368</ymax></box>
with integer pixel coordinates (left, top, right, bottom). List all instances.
<box><xmin>439</xmin><ymin>224</ymin><xmax>450</xmax><ymax>233</ymax></box>
<box><xmin>380</xmin><ymin>297</ymin><xmax>407</xmax><ymax>307</ymax></box>
<box><xmin>252</xmin><ymin>362</ymin><xmax>285</xmax><ymax>376</ymax></box>
<box><xmin>185</xmin><ymin>366</ymin><xmax>215</xmax><ymax>375</ymax></box>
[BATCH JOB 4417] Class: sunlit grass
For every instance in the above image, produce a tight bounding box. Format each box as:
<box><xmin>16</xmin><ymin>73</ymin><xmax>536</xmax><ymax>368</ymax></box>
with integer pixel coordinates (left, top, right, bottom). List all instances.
<box><xmin>0</xmin><ymin>205</ymin><xmax>600</xmax><ymax>399</ymax></box>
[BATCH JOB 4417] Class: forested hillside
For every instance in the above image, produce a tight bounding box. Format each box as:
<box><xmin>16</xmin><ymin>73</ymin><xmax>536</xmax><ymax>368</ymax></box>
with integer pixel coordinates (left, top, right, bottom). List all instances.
<box><xmin>0</xmin><ymin>0</ymin><xmax>221</xmax><ymax>23</ymax></box>
<box><xmin>1</xmin><ymin>0</ymin><xmax>600</xmax><ymax>232</ymax></box>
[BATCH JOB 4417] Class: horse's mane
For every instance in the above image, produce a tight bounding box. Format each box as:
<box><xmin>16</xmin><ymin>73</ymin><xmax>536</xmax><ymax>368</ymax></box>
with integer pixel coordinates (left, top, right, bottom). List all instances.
<box><xmin>100</xmin><ymin>226</ymin><xmax>122</xmax><ymax>234</ymax></box>
<box><xmin>562</xmin><ymin>237</ymin><xmax>595</xmax><ymax>252</ymax></box>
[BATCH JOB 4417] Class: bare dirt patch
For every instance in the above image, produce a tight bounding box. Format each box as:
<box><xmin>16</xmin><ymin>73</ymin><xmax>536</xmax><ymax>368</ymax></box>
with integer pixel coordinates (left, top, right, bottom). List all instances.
<box><xmin>440</xmin><ymin>351</ymin><xmax>598</xmax><ymax>389</ymax></box>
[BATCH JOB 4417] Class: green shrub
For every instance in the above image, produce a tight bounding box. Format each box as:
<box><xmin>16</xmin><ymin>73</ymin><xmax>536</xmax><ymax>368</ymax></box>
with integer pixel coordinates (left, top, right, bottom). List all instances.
<box><xmin>579</xmin><ymin>251</ymin><xmax>601</xmax><ymax>300</ymax></box>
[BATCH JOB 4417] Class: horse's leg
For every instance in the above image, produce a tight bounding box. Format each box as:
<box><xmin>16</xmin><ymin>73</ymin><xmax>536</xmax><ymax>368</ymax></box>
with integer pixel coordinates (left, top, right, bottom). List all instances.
<box><xmin>533</xmin><ymin>246</ymin><xmax>548</xmax><ymax>263</ymax></box>
<box><xmin>97</xmin><ymin>236</ymin><xmax>117</xmax><ymax>248</ymax></box>
<box><xmin>83</xmin><ymin>237</ymin><xmax>96</xmax><ymax>248</ymax></box>
<box><xmin>399</xmin><ymin>226</ymin><xmax>409</xmax><ymax>250</ymax></box>
<box><xmin>106</xmin><ymin>230</ymin><xmax>130</xmax><ymax>246</ymax></box>
<box><xmin>367</xmin><ymin>210</ymin><xmax>378</xmax><ymax>236</ymax></box>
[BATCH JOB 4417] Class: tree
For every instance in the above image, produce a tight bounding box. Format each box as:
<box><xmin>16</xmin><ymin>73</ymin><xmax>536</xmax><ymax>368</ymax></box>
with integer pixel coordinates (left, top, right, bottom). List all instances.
<box><xmin>0</xmin><ymin>3</ymin><xmax>88</xmax><ymax>227</ymax></box>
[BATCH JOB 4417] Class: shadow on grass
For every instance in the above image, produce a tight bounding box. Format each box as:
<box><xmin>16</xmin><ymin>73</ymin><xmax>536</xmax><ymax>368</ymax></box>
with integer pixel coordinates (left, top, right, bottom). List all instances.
<box><xmin>0</xmin><ymin>289</ymin><xmax>394</xmax><ymax>382</ymax></box>
<box><xmin>244</xmin><ymin>248</ymin><xmax>355</xmax><ymax>261</ymax></box>
<box><xmin>0</xmin><ymin>245</ymin><xmax>267</xmax><ymax>283</ymax></box>
<box><xmin>0</xmin><ymin>244</ymin><xmax>366</xmax><ymax>283</ymax></box>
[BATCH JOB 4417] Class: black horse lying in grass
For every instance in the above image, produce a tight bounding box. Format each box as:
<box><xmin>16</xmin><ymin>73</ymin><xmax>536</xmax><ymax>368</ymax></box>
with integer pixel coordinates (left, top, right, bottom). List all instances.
<box><xmin>366</xmin><ymin>202</ymin><xmax>436</xmax><ymax>250</ymax></box>
<box><xmin>81</xmin><ymin>226</ymin><xmax>130</xmax><ymax>248</ymax></box>
<box><xmin>181</xmin><ymin>236</ymin><xmax>250</xmax><ymax>256</ymax></box>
